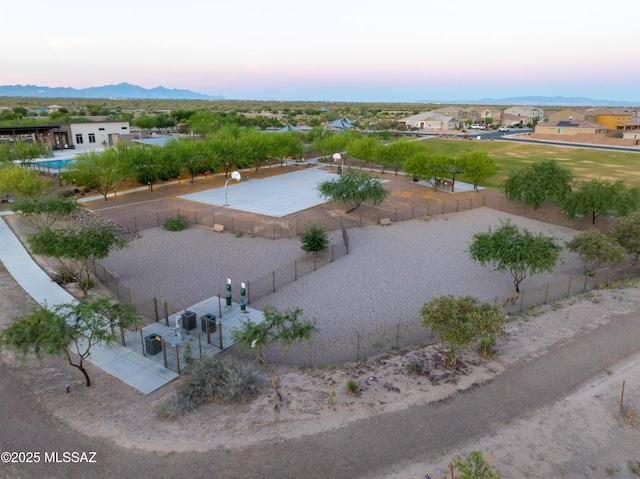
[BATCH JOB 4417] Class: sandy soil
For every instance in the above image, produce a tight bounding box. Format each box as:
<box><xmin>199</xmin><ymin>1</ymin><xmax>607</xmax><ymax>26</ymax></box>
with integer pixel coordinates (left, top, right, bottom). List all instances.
<box><xmin>2</xmin><ymin>264</ymin><xmax>639</xmax><ymax>477</ymax></box>
<box><xmin>1</xmin><ymin>165</ymin><xmax>639</xmax><ymax>478</ymax></box>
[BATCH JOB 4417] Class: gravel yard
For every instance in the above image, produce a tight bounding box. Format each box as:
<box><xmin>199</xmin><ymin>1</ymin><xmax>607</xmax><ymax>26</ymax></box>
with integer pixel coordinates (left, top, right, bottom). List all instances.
<box><xmin>101</xmin><ymin>207</ymin><xmax>584</xmax><ymax>364</ymax></box>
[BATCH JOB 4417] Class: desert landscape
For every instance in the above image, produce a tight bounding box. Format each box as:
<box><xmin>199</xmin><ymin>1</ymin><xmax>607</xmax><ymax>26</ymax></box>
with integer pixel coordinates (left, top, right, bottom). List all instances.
<box><xmin>1</xmin><ymin>199</ymin><xmax>639</xmax><ymax>477</ymax></box>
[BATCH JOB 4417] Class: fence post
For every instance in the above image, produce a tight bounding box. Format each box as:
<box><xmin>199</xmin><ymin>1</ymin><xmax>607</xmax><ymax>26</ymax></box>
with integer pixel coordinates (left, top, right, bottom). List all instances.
<box><xmin>154</xmin><ymin>297</ymin><xmax>159</xmax><ymax>322</ymax></box>
<box><xmin>163</xmin><ymin>301</ymin><xmax>169</xmax><ymax>326</ymax></box>
<box><xmin>140</xmin><ymin>329</ymin><xmax>145</xmax><ymax>356</ymax></box>
<box><xmin>272</xmin><ymin>271</ymin><xmax>276</xmax><ymax>292</ymax></box>
<box><xmin>544</xmin><ymin>284</ymin><xmax>549</xmax><ymax>304</ymax></box>
<box><xmin>218</xmin><ymin>295</ymin><xmax>222</xmax><ymax>319</ymax></box>
<box><xmin>174</xmin><ymin>345</ymin><xmax>180</xmax><ymax>375</ymax></box>
<box><xmin>294</xmin><ymin>261</ymin><xmax>298</xmax><ymax>281</ymax></box>
<box><xmin>161</xmin><ymin>338</ymin><xmax>168</xmax><ymax>369</ymax></box>
<box><xmin>218</xmin><ymin>322</ymin><xmax>223</xmax><ymax>349</ymax></box>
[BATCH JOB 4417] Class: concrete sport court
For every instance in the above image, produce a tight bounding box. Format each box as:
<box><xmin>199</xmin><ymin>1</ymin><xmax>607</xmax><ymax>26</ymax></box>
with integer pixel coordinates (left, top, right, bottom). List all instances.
<box><xmin>178</xmin><ymin>166</ymin><xmax>341</xmax><ymax>217</ymax></box>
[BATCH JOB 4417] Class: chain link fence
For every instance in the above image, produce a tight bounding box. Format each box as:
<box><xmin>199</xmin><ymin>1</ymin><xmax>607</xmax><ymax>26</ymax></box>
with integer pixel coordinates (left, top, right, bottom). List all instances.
<box><xmin>90</xmin><ymin>188</ymin><xmax>635</xmax><ymax>369</ymax></box>
<box><xmin>94</xmin><ymin>192</ymin><xmax>491</xmax><ymax>240</ymax></box>
<box><xmin>93</xmin><ymin>226</ymin><xmax>350</xmax><ymax>328</ymax></box>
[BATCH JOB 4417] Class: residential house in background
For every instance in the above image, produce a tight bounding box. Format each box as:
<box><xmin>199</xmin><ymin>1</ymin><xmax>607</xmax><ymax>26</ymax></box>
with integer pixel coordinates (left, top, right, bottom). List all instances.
<box><xmin>504</xmin><ymin>106</ymin><xmax>545</xmax><ymax>123</ymax></box>
<box><xmin>548</xmin><ymin>109</ymin><xmax>597</xmax><ymax>123</ymax></box>
<box><xmin>500</xmin><ymin>113</ymin><xmax>528</xmax><ymax>127</ymax></box>
<box><xmin>480</xmin><ymin>106</ymin><xmax>502</xmax><ymax>126</ymax></box>
<box><xmin>432</xmin><ymin>106</ymin><xmax>468</xmax><ymax>121</ymax></box>
<box><xmin>585</xmin><ymin>108</ymin><xmax>634</xmax><ymax>130</ymax></box>
<box><xmin>398</xmin><ymin>112</ymin><xmax>457</xmax><ymax>131</ymax></box>
<box><xmin>534</xmin><ymin>119</ymin><xmax>606</xmax><ymax>136</ymax></box>
<box><xmin>622</xmin><ymin>129</ymin><xmax>640</xmax><ymax>141</ymax></box>
<box><xmin>462</xmin><ymin>106</ymin><xmax>481</xmax><ymax>125</ymax></box>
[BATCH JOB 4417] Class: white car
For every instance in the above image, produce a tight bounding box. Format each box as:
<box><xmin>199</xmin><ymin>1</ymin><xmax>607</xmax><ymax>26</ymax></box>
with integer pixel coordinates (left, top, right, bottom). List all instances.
<box><xmin>498</xmin><ymin>126</ymin><xmax>510</xmax><ymax>132</ymax></box>
<box><xmin>469</xmin><ymin>124</ymin><xmax>486</xmax><ymax>130</ymax></box>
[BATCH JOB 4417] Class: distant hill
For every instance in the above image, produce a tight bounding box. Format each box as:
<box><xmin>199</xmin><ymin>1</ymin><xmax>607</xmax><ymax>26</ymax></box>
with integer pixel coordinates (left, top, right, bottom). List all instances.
<box><xmin>421</xmin><ymin>96</ymin><xmax>640</xmax><ymax>107</ymax></box>
<box><xmin>0</xmin><ymin>83</ymin><xmax>223</xmax><ymax>100</ymax></box>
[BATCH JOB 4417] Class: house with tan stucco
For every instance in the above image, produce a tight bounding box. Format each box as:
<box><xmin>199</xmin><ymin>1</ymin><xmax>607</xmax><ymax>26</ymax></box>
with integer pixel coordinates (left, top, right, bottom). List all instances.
<box><xmin>398</xmin><ymin>112</ymin><xmax>457</xmax><ymax>131</ymax></box>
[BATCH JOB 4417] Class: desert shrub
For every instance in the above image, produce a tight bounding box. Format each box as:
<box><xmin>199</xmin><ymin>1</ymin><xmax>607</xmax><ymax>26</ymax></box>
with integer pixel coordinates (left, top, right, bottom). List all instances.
<box><xmin>155</xmin><ymin>355</ymin><xmax>261</xmax><ymax>420</ymax></box>
<box><xmin>453</xmin><ymin>450</ymin><xmax>502</xmax><ymax>479</ymax></box>
<box><xmin>346</xmin><ymin>379</ymin><xmax>360</xmax><ymax>395</ymax></box>
<box><xmin>163</xmin><ymin>214</ymin><xmax>188</xmax><ymax>231</ymax></box>
<box><xmin>60</xmin><ymin>190</ymin><xmax>75</xmax><ymax>198</ymax></box>
<box><xmin>477</xmin><ymin>337</ymin><xmax>497</xmax><ymax>359</ymax></box>
<box><xmin>183</xmin><ymin>343</ymin><xmax>194</xmax><ymax>366</ymax></box>
<box><xmin>52</xmin><ymin>268</ymin><xmax>76</xmax><ymax>285</ymax></box>
<box><xmin>300</xmin><ymin>222</ymin><xmax>329</xmax><ymax>255</ymax></box>
<box><xmin>78</xmin><ymin>277</ymin><xmax>95</xmax><ymax>291</ymax></box>
<box><xmin>406</xmin><ymin>359</ymin><xmax>423</xmax><ymax>375</ymax></box>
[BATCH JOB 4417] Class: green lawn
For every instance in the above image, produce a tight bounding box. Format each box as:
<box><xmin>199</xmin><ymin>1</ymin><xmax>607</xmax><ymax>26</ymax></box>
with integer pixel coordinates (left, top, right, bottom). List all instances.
<box><xmin>417</xmin><ymin>138</ymin><xmax>640</xmax><ymax>190</ymax></box>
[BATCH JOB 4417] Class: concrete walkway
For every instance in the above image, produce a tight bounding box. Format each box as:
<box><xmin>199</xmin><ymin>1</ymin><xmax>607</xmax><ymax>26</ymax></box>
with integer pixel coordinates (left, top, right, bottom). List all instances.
<box><xmin>0</xmin><ymin>216</ymin><xmax>264</xmax><ymax>394</ymax></box>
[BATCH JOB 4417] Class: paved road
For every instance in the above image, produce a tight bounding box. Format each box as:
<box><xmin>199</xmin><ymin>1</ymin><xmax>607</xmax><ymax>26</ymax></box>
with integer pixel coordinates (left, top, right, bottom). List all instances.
<box><xmin>2</xmin><ymin>308</ymin><xmax>639</xmax><ymax>479</ymax></box>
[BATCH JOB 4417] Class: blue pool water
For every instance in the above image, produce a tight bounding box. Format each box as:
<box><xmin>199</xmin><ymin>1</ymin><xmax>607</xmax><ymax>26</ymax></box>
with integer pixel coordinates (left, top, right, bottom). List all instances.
<box><xmin>34</xmin><ymin>159</ymin><xmax>76</xmax><ymax>170</ymax></box>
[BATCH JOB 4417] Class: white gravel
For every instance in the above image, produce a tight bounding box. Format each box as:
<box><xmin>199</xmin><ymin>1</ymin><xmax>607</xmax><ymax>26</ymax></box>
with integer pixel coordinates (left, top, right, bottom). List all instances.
<box><xmin>101</xmin><ymin>207</ymin><xmax>584</xmax><ymax>365</ymax></box>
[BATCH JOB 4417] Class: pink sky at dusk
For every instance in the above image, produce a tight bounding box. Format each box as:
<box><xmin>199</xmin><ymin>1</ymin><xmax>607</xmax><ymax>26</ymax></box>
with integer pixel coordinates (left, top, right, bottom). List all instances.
<box><xmin>2</xmin><ymin>0</ymin><xmax>639</xmax><ymax>102</ymax></box>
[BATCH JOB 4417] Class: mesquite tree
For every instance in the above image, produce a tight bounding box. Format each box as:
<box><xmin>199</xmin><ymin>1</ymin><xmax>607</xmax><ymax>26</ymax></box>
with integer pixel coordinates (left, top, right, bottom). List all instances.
<box><xmin>469</xmin><ymin>219</ymin><xmax>562</xmax><ymax>293</ymax></box>
<box><xmin>231</xmin><ymin>305</ymin><xmax>318</xmax><ymax>401</ymax></box>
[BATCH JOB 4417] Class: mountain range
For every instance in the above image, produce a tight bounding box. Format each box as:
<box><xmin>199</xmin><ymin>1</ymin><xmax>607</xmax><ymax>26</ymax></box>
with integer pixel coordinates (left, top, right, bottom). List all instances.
<box><xmin>0</xmin><ymin>83</ymin><xmax>637</xmax><ymax>106</ymax></box>
<box><xmin>0</xmin><ymin>83</ymin><xmax>223</xmax><ymax>100</ymax></box>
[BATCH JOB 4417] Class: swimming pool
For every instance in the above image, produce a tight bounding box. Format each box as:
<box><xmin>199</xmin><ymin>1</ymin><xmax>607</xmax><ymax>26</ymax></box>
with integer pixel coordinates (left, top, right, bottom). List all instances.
<box><xmin>32</xmin><ymin>159</ymin><xmax>76</xmax><ymax>171</ymax></box>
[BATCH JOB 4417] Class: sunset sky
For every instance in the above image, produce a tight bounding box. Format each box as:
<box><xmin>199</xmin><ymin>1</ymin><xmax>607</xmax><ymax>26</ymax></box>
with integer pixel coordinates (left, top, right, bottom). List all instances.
<box><xmin>2</xmin><ymin>0</ymin><xmax>638</xmax><ymax>102</ymax></box>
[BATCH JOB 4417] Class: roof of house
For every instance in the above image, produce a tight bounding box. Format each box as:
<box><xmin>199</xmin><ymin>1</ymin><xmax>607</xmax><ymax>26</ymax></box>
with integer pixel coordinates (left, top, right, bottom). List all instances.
<box><xmin>399</xmin><ymin>112</ymin><xmax>456</xmax><ymax>123</ymax></box>
<box><xmin>586</xmin><ymin>108</ymin><xmax>630</xmax><ymax>116</ymax></box>
<box><xmin>542</xmin><ymin>120</ymin><xmax>606</xmax><ymax>129</ymax></box>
